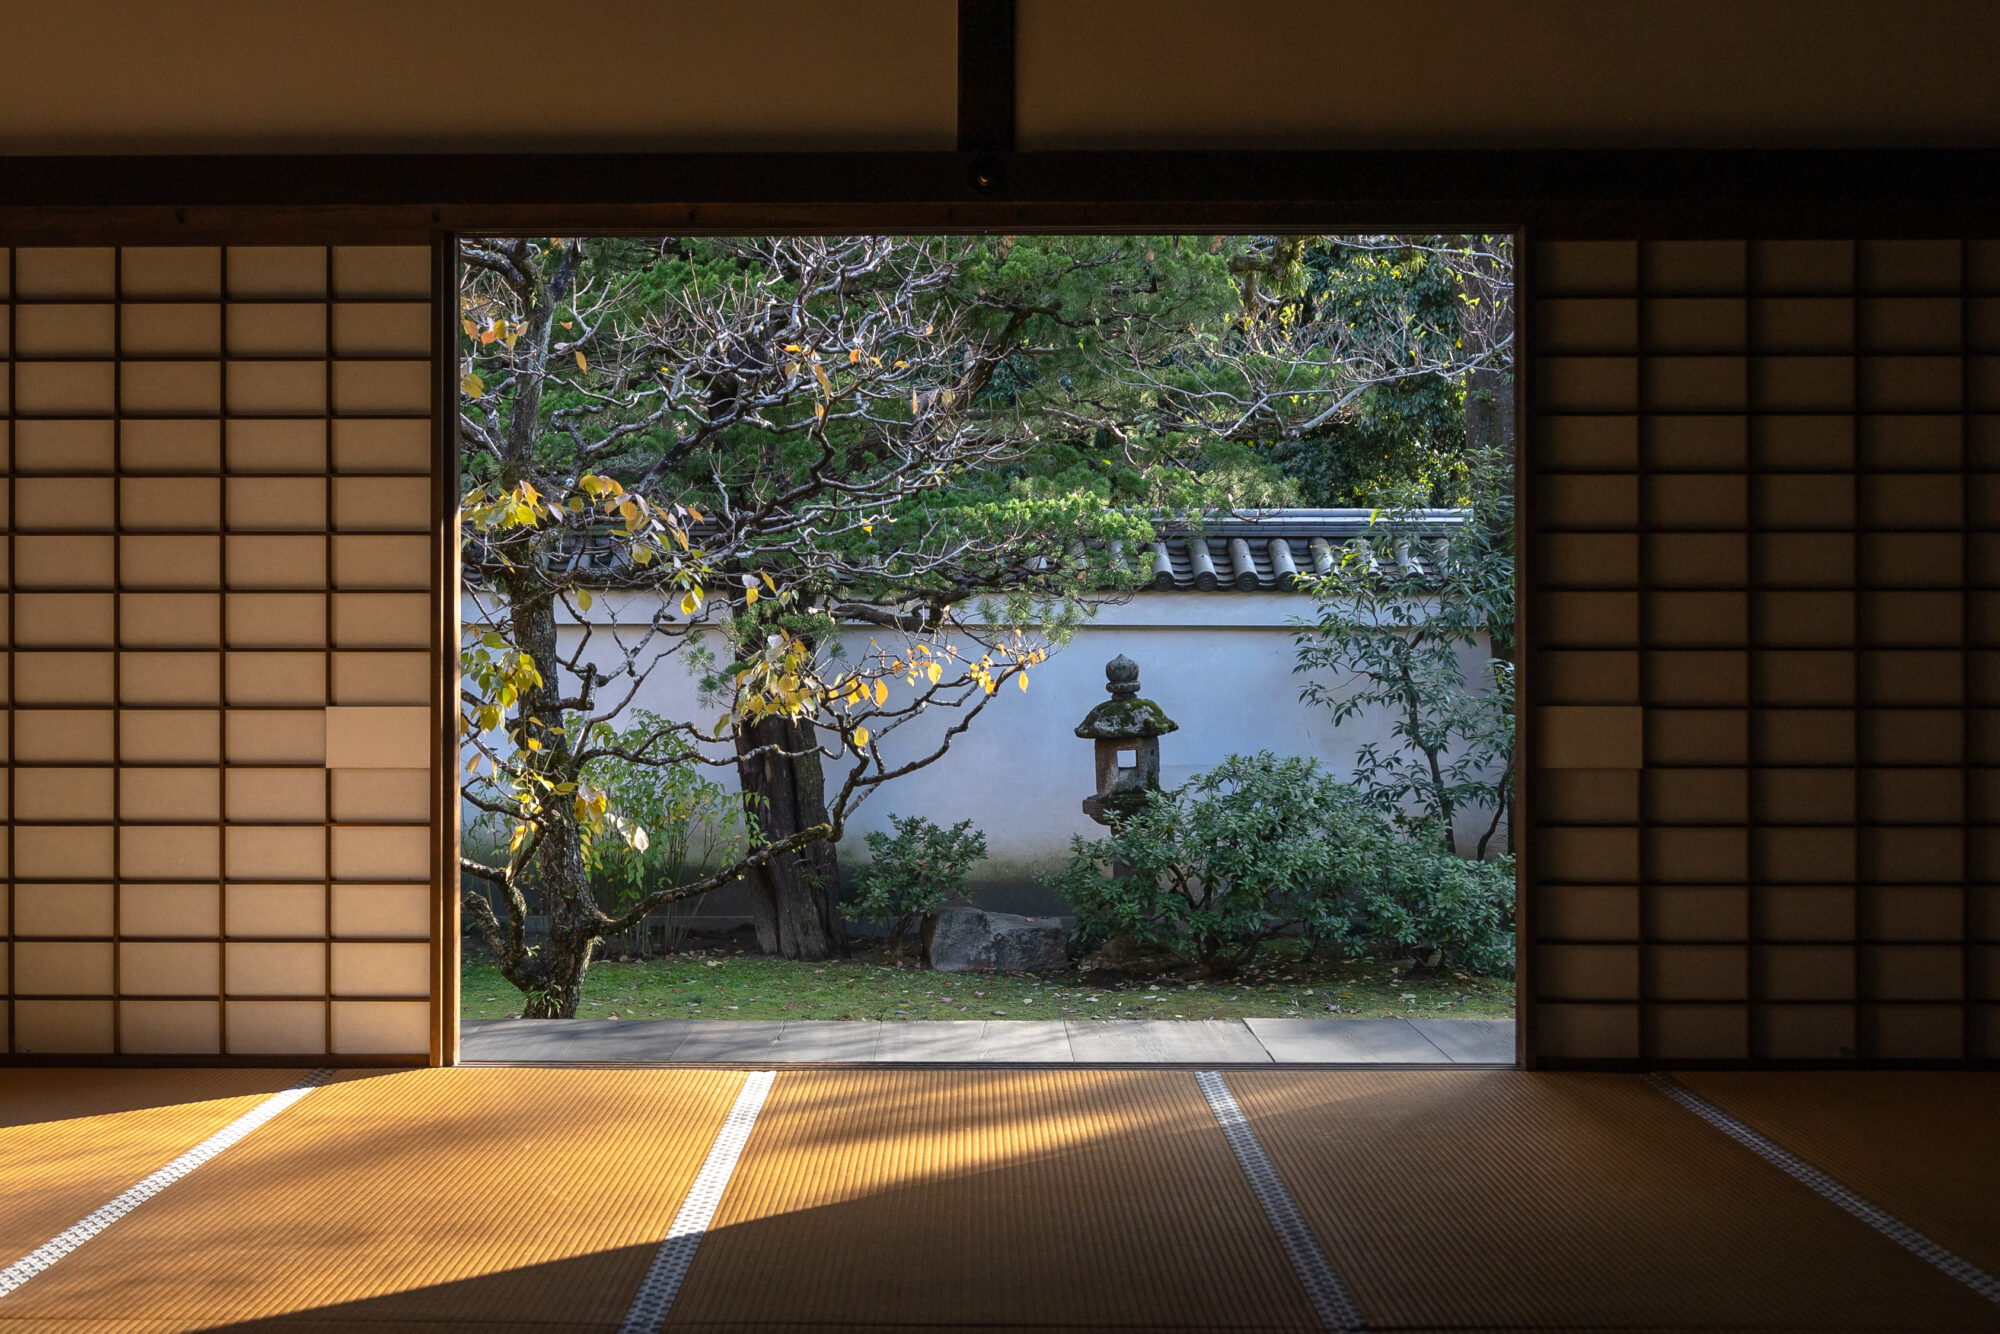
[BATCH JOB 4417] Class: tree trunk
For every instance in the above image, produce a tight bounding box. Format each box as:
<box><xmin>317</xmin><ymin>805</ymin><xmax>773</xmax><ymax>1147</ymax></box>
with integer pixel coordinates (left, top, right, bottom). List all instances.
<box><xmin>503</xmin><ymin>579</ymin><xmax>602</xmax><ymax>1018</ymax></box>
<box><xmin>1463</xmin><ymin>364</ymin><xmax>1514</xmax><ymax>474</ymax></box>
<box><xmin>1467</xmin><ymin>361</ymin><xmax>1517</xmax><ymax>860</ymax></box>
<box><xmin>735</xmin><ymin>714</ymin><xmax>848</xmax><ymax>960</ymax></box>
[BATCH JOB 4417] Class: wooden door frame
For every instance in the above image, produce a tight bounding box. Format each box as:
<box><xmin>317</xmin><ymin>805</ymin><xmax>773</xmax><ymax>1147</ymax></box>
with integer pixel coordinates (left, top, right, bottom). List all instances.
<box><xmin>2</xmin><ymin>146</ymin><xmax>1994</xmax><ymax>1067</ymax></box>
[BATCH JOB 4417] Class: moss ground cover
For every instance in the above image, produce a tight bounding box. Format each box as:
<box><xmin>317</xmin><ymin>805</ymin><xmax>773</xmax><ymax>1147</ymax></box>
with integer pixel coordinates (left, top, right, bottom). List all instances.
<box><xmin>462</xmin><ymin>936</ymin><xmax>1514</xmax><ymax>1022</ymax></box>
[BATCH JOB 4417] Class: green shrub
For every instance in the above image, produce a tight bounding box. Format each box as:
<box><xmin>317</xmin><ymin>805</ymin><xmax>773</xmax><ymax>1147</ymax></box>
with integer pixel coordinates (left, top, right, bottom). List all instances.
<box><xmin>1345</xmin><ymin>826</ymin><xmax>1515</xmax><ymax>976</ymax></box>
<box><xmin>1041</xmin><ymin>751</ymin><xmax>1513</xmax><ymax>976</ymax></box>
<box><xmin>581</xmin><ymin>710</ymin><xmax>745</xmax><ymax>955</ymax></box>
<box><xmin>853</xmin><ymin>814</ymin><xmax>989</xmax><ymax>957</ymax></box>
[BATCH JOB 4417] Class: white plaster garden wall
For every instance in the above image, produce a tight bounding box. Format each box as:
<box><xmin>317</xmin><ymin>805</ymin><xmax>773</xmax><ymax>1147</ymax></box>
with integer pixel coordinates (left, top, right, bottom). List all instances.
<box><xmin>465</xmin><ymin>589</ymin><xmax>1503</xmax><ymax>915</ymax></box>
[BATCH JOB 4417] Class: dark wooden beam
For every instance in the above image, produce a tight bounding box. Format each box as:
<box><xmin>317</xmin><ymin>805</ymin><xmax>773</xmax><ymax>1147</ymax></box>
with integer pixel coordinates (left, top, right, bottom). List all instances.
<box><xmin>0</xmin><ymin>149</ymin><xmax>1993</xmax><ymax>240</ymax></box>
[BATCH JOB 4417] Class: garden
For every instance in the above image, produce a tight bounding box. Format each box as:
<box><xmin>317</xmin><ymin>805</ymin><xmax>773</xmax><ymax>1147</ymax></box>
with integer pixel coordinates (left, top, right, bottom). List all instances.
<box><xmin>456</xmin><ymin>233</ymin><xmax>1516</xmax><ymax>1027</ymax></box>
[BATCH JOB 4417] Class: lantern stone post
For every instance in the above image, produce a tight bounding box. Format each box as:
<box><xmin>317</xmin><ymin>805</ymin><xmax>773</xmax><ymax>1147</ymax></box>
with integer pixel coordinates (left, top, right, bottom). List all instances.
<box><xmin>1076</xmin><ymin>654</ymin><xmax>1178</xmax><ymax>827</ymax></box>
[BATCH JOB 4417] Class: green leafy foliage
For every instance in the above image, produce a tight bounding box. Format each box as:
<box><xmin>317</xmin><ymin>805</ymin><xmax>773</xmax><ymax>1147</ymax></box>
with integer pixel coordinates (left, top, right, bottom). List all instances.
<box><xmin>1291</xmin><ymin>444</ymin><xmax>1515</xmax><ymax>856</ymax></box>
<box><xmin>454</xmin><ymin>232</ymin><xmax>1511</xmax><ymax>1007</ymax></box>
<box><xmin>1266</xmin><ymin>238</ymin><xmax>1479</xmax><ymax>504</ymax></box>
<box><xmin>1042</xmin><ymin>752</ymin><xmax>1513</xmax><ymax>976</ymax></box>
<box><xmin>1343</xmin><ymin>830</ymin><xmax>1516</xmax><ymax>977</ymax></box>
<box><xmin>459</xmin><ymin>948</ymin><xmax>1516</xmax><ymax>1022</ymax></box>
<box><xmin>852</xmin><ymin>814</ymin><xmax>989</xmax><ymax>956</ymax></box>
<box><xmin>578</xmin><ymin>711</ymin><xmax>746</xmax><ymax>953</ymax></box>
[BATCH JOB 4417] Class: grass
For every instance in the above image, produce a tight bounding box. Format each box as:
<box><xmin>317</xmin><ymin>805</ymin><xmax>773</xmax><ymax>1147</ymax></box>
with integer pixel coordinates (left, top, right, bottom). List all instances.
<box><xmin>461</xmin><ymin>937</ymin><xmax>1515</xmax><ymax>1023</ymax></box>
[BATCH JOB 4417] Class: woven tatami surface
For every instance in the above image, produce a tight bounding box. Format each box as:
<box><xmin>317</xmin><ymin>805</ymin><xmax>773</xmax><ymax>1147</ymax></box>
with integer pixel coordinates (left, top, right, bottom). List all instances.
<box><xmin>1226</xmin><ymin>1070</ymin><xmax>2000</xmax><ymax>1332</ymax></box>
<box><xmin>0</xmin><ymin>1070</ymin><xmax>300</xmax><ymax>1263</ymax></box>
<box><xmin>1682</xmin><ymin>1071</ymin><xmax>2000</xmax><ymax>1278</ymax></box>
<box><xmin>667</xmin><ymin>1069</ymin><xmax>1320</xmax><ymax>1332</ymax></box>
<box><xmin>0</xmin><ymin>1067</ymin><xmax>1994</xmax><ymax>1332</ymax></box>
<box><xmin>0</xmin><ymin>1068</ymin><xmax>744</xmax><ymax>1333</ymax></box>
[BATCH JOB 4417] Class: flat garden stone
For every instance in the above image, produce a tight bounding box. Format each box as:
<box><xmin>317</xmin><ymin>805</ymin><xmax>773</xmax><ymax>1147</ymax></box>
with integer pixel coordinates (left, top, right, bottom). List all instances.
<box><xmin>1065</xmin><ymin>1019</ymin><xmax>1272</xmax><ymax>1064</ymax></box>
<box><xmin>771</xmin><ymin>1021</ymin><xmax>883</xmax><ymax>1062</ymax></box>
<box><xmin>459</xmin><ymin>1015</ymin><xmax>1512</xmax><ymax>1065</ymax></box>
<box><xmin>872</xmin><ymin>1021</ymin><xmax>992</xmax><ymax>1062</ymax></box>
<box><xmin>665</xmin><ymin>1020</ymin><xmax>790</xmax><ymax>1062</ymax></box>
<box><xmin>1243</xmin><ymin>1017</ymin><xmax>1451</xmax><ymax>1063</ymax></box>
<box><xmin>459</xmin><ymin>1017</ymin><xmax>688</xmax><ymax>1062</ymax></box>
<box><xmin>1410</xmin><ymin>1017</ymin><xmax>1516</xmax><ymax>1063</ymax></box>
<box><xmin>974</xmin><ymin>1021</ymin><xmax>1074</xmax><ymax>1062</ymax></box>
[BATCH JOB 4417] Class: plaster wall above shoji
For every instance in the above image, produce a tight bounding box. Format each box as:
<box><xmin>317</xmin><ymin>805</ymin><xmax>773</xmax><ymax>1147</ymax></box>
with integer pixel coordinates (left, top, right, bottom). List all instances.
<box><xmin>1018</xmin><ymin>0</ymin><xmax>2000</xmax><ymax>149</ymax></box>
<box><xmin>0</xmin><ymin>1</ymin><xmax>952</xmax><ymax>153</ymax></box>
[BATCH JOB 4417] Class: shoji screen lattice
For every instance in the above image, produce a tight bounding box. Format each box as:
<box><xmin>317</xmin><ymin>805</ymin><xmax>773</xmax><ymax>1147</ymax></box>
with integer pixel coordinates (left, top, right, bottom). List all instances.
<box><xmin>1530</xmin><ymin>238</ymin><xmax>2000</xmax><ymax>1064</ymax></box>
<box><xmin>0</xmin><ymin>245</ymin><xmax>440</xmax><ymax>1059</ymax></box>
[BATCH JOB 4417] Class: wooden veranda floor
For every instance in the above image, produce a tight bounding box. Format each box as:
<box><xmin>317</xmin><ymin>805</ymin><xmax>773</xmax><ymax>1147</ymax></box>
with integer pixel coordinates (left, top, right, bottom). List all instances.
<box><xmin>0</xmin><ymin>1066</ymin><xmax>1995</xmax><ymax>1332</ymax></box>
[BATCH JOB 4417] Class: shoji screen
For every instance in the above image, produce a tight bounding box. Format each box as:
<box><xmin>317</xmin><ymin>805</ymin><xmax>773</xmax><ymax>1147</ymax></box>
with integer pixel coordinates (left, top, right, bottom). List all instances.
<box><xmin>0</xmin><ymin>244</ymin><xmax>442</xmax><ymax>1061</ymax></box>
<box><xmin>1530</xmin><ymin>238</ymin><xmax>2000</xmax><ymax>1065</ymax></box>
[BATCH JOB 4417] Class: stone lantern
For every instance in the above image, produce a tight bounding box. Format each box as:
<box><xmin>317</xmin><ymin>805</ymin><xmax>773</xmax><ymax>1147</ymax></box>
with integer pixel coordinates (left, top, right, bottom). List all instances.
<box><xmin>1076</xmin><ymin>654</ymin><xmax>1178</xmax><ymax>825</ymax></box>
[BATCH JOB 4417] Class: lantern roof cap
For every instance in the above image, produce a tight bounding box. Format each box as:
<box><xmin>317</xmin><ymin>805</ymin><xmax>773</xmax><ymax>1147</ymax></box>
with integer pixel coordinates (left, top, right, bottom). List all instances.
<box><xmin>1075</xmin><ymin>655</ymin><xmax>1178</xmax><ymax>739</ymax></box>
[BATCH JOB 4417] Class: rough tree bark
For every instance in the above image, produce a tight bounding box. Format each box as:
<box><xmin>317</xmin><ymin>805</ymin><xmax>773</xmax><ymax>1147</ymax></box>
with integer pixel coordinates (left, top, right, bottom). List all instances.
<box><xmin>735</xmin><ymin>714</ymin><xmax>848</xmax><ymax>960</ymax></box>
<box><xmin>498</xmin><ymin>580</ymin><xmax>605</xmax><ymax>1016</ymax></box>
<box><xmin>1463</xmin><ymin>365</ymin><xmax>1513</xmax><ymax>472</ymax></box>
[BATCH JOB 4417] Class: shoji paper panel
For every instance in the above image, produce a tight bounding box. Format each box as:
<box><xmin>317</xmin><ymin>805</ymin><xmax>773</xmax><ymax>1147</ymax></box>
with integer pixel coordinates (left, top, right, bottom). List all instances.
<box><xmin>1530</xmin><ymin>238</ymin><xmax>2000</xmax><ymax>1064</ymax></box>
<box><xmin>2</xmin><ymin>245</ymin><xmax>439</xmax><ymax>1060</ymax></box>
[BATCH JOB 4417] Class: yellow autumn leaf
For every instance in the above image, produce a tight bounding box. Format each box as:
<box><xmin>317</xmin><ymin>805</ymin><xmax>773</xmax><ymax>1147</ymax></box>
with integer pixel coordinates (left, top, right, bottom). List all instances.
<box><xmin>577</xmin><ymin>589</ymin><xmax>592</xmax><ymax>611</ymax></box>
<box><xmin>1018</xmin><ymin>673</ymin><xmax>1029</xmax><ymax>692</ymax></box>
<box><xmin>852</xmin><ymin>726</ymin><xmax>870</xmax><ymax>750</ymax></box>
<box><xmin>926</xmin><ymin>661</ymin><xmax>942</xmax><ymax>685</ymax></box>
<box><xmin>849</xmin><ymin>347</ymin><xmax>861</xmax><ymax>363</ymax></box>
<box><xmin>680</xmin><ymin>588</ymin><xmax>703</xmax><ymax>616</ymax></box>
<box><xmin>575</xmin><ymin>350</ymin><xmax>588</xmax><ymax>372</ymax></box>
<box><xmin>746</xmin><ymin>587</ymin><xmax>759</xmax><ymax>605</ymax></box>
<box><xmin>872</xmin><ymin>678</ymin><xmax>888</xmax><ymax>706</ymax></box>
<box><xmin>460</xmin><ymin>371</ymin><xmax>485</xmax><ymax>397</ymax></box>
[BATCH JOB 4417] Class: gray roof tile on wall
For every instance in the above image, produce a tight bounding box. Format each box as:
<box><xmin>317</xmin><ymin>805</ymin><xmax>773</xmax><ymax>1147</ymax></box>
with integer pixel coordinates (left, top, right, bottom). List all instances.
<box><xmin>1144</xmin><ymin>509</ymin><xmax>1463</xmax><ymax>592</ymax></box>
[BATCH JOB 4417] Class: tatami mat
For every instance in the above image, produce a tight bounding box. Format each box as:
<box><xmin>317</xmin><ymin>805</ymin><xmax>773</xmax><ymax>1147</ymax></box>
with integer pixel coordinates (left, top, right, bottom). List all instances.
<box><xmin>0</xmin><ymin>1068</ymin><xmax>744</xmax><ymax>1333</ymax></box>
<box><xmin>666</xmin><ymin>1069</ymin><xmax>1322</xmax><ymax>1332</ymax></box>
<box><xmin>1680</xmin><ymin>1071</ymin><xmax>2000</xmax><ymax>1279</ymax></box>
<box><xmin>1225</xmin><ymin>1070</ymin><xmax>2000</xmax><ymax>1332</ymax></box>
<box><xmin>1</xmin><ymin>1068</ymin><xmax>1996</xmax><ymax>1333</ymax></box>
<box><xmin>0</xmin><ymin>1070</ymin><xmax>300</xmax><ymax>1262</ymax></box>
